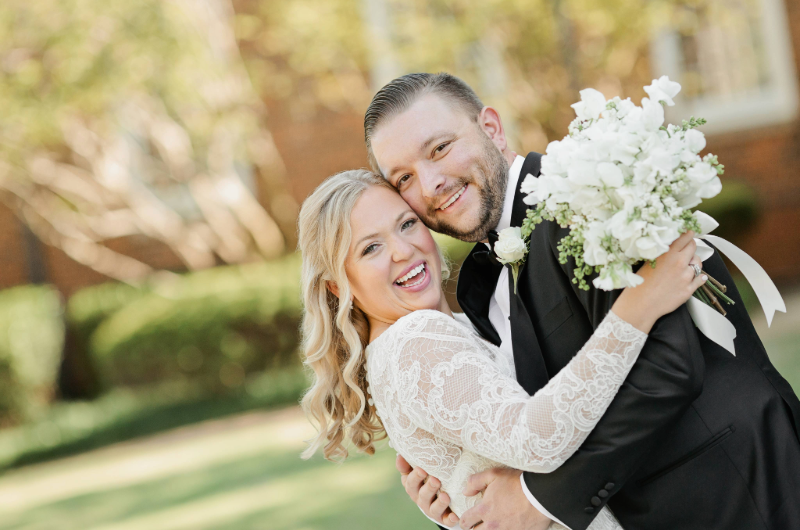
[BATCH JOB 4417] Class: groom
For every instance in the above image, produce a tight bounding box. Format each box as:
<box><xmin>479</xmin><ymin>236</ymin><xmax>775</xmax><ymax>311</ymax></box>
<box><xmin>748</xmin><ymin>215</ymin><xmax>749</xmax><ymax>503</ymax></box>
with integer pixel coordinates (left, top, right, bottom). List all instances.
<box><xmin>364</xmin><ymin>72</ymin><xmax>800</xmax><ymax>530</ymax></box>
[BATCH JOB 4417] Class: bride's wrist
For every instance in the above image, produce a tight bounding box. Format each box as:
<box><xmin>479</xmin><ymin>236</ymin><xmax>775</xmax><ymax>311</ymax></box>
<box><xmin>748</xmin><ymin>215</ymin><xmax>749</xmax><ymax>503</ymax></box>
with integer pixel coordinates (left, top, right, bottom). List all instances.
<box><xmin>612</xmin><ymin>291</ymin><xmax>658</xmax><ymax>334</ymax></box>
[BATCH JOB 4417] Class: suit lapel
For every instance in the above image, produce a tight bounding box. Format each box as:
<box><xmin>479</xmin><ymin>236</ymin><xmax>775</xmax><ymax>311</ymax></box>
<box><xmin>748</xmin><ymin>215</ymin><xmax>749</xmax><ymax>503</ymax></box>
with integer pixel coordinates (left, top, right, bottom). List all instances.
<box><xmin>457</xmin><ymin>243</ymin><xmax>502</xmax><ymax>346</ymax></box>
<box><xmin>508</xmin><ymin>152</ymin><xmax>550</xmax><ymax>394</ymax></box>
<box><xmin>509</xmin><ymin>278</ymin><xmax>550</xmax><ymax>393</ymax></box>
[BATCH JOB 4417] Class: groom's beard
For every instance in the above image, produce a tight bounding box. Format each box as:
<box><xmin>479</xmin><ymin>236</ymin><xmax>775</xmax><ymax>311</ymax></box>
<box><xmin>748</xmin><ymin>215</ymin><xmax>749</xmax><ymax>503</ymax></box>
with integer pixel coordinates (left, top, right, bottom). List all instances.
<box><xmin>424</xmin><ymin>136</ymin><xmax>509</xmax><ymax>243</ymax></box>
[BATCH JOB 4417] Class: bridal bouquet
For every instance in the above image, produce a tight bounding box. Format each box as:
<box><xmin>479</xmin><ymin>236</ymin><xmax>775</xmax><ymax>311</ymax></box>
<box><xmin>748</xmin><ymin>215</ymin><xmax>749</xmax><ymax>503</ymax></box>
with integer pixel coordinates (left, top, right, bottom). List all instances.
<box><xmin>520</xmin><ymin>76</ymin><xmax>733</xmax><ymax>314</ymax></box>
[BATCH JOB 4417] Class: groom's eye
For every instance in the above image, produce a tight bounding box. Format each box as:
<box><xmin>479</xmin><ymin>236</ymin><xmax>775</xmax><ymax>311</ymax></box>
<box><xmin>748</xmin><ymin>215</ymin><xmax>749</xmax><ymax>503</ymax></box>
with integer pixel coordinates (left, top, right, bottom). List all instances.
<box><xmin>434</xmin><ymin>142</ymin><xmax>450</xmax><ymax>155</ymax></box>
<box><xmin>397</xmin><ymin>174</ymin><xmax>411</xmax><ymax>187</ymax></box>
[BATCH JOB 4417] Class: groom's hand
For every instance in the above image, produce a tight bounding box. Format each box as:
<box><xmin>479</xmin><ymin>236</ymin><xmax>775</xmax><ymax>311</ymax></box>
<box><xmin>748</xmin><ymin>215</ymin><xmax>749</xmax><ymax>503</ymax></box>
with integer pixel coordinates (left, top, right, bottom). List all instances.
<box><xmin>397</xmin><ymin>454</ymin><xmax>459</xmax><ymax>527</ymax></box>
<box><xmin>460</xmin><ymin>468</ymin><xmax>551</xmax><ymax>530</ymax></box>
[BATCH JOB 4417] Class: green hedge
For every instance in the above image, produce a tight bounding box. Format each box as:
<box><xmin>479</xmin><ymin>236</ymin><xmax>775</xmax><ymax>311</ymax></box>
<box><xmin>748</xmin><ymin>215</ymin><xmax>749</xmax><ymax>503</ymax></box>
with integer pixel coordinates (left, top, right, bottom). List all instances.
<box><xmin>0</xmin><ymin>365</ymin><xmax>308</xmax><ymax>470</ymax></box>
<box><xmin>67</xmin><ymin>238</ymin><xmax>472</xmax><ymax>396</ymax></box>
<box><xmin>67</xmin><ymin>282</ymin><xmax>146</xmax><ymax>340</ymax></box>
<box><xmin>0</xmin><ymin>285</ymin><xmax>64</xmax><ymax>426</ymax></box>
<box><xmin>695</xmin><ymin>180</ymin><xmax>761</xmax><ymax>243</ymax></box>
<box><xmin>84</xmin><ymin>253</ymin><xmax>303</xmax><ymax>394</ymax></box>
<box><xmin>62</xmin><ymin>282</ymin><xmax>147</xmax><ymax>398</ymax></box>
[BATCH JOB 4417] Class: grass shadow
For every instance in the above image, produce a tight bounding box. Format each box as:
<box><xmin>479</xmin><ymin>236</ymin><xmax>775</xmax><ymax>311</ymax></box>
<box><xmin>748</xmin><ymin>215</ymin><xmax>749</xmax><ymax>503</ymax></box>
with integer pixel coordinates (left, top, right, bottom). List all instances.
<box><xmin>0</xmin><ymin>368</ymin><xmax>307</xmax><ymax>472</ymax></box>
<box><xmin>0</xmin><ymin>440</ymin><xmax>428</xmax><ymax>530</ymax></box>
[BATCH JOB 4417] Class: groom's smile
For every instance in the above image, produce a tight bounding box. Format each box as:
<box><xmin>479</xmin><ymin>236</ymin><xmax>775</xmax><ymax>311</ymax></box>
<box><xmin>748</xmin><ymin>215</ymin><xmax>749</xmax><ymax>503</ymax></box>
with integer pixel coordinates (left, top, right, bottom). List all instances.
<box><xmin>437</xmin><ymin>183</ymin><xmax>468</xmax><ymax>212</ymax></box>
<box><xmin>369</xmin><ymin>93</ymin><xmax>511</xmax><ymax>242</ymax></box>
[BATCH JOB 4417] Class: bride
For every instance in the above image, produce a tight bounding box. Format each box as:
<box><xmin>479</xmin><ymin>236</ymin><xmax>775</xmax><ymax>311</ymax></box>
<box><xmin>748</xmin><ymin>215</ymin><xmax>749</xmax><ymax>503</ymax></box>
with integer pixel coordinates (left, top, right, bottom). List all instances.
<box><xmin>298</xmin><ymin>169</ymin><xmax>705</xmax><ymax>530</ymax></box>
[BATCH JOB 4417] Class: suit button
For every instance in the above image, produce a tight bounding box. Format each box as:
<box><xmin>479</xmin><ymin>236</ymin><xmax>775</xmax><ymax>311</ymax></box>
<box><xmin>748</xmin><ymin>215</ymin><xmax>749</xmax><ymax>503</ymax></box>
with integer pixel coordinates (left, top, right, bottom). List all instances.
<box><xmin>591</xmin><ymin>496</ymin><xmax>602</xmax><ymax>506</ymax></box>
<box><xmin>598</xmin><ymin>489</ymin><xmax>609</xmax><ymax>498</ymax></box>
<box><xmin>605</xmin><ymin>482</ymin><xmax>615</xmax><ymax>490</ymax></box>
<box><xmin>584</xmin><ymin>507</ymin><xmax>595</xmax><ymax>514</ymax></box>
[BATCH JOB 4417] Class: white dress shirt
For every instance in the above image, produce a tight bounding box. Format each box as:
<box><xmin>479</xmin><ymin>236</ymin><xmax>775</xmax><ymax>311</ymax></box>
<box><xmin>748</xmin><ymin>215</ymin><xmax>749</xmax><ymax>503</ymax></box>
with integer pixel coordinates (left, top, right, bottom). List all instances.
<box><xmin>419</xmin><ymin>156</ymin><xmax>572</xmax><ymax>530</ymax></box>
<box><xmin>487</xmin><ymin>155</ymin><xmax>573</xmax><ymax>530</ymax></box>
<box><xmin>485</xmin><ymin>155</ymin><xmax>523</xmax><ymax>373</ymax></box>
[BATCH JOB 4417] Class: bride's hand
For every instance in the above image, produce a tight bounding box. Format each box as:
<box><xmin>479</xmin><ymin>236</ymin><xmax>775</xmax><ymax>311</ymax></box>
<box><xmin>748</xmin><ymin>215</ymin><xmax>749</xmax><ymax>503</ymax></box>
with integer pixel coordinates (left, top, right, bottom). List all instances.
<box><xmin>611</xmin><ymin>231</ymin><xmax>707</xmax><ymax>333</ymax></box>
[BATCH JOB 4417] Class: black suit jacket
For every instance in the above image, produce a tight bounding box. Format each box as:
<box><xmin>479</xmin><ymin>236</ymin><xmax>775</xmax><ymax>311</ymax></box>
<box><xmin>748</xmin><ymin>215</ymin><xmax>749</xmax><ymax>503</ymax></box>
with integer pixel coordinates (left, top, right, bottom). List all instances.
<box><xmin>456</xmin><ymin>152</ymin><xmax>800</xmax><ymax>530</ymax></box>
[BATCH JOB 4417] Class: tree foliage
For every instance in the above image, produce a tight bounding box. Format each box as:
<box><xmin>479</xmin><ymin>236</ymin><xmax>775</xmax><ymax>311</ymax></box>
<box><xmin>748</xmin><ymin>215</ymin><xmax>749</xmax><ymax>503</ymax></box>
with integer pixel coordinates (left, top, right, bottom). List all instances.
<box><xmin>0</xmin><ymin>0</ymin><xmax>295</xmax><ymax>283</ymax></box>
<box><xmin>0</xmin><ymin>0</ymin><xmax>695</xmax><ymax>283</ymax></box>
<box><xmin>233</xmin><ymin>0</ymin><xmax>676</xmax><ymax>150</ymax></box>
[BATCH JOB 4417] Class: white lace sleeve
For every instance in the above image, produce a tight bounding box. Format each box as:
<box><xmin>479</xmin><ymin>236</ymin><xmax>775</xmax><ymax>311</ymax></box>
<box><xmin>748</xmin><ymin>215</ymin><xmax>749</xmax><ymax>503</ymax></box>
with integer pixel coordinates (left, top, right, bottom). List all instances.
<box><xmin>392</xmin><ymin>309</ymin><xmax>648</xmax><ymax>473</ymax></box>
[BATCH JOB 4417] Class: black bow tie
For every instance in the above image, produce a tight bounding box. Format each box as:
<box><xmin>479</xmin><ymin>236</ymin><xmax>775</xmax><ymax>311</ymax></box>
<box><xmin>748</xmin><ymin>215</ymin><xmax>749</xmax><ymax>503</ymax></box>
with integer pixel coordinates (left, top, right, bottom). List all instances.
<box><xmin>472</xmin><ymin>230</ymin><xmax>502</xmax><ymax>269</ymax></box>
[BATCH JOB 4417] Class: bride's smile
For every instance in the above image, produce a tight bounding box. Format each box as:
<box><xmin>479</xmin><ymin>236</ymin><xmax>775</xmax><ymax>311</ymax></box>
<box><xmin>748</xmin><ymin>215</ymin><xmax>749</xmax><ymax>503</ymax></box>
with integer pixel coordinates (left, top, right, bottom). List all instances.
<box><xmin>343</xmin><ymin>185</ymin><xmax>449</xmax><ymax>338</ymax></box>
<box><xmin>394</xmin><ymin>260</ymin><xmax>429</xmax><ymax>290</ymax></box>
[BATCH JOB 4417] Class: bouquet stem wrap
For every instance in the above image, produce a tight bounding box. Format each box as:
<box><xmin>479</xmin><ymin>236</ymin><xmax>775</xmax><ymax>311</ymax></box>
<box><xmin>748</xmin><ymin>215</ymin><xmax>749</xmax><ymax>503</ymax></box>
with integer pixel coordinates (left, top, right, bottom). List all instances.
<box><xmin>689</xmin><ymin>233</ymin><xmax>787</xmax><ymax>355</ymax></box>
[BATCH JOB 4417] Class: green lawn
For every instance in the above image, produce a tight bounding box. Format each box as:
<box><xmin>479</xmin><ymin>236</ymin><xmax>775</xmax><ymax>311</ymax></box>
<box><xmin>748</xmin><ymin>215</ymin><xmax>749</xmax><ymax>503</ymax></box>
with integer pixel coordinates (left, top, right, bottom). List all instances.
<box><xmin>0</xmin><ymin>407</ymin><xmax>430</xmax><ymax>530</ymax></box>
<box><xmin>764</xmin><ymin>333</ymin><xmax>800</xmax><ymax>395</ymax></box>
<box><xmin>3</xmin><ymin>332</ymin><xmax>796</xmax><ymax>530</ymax></box>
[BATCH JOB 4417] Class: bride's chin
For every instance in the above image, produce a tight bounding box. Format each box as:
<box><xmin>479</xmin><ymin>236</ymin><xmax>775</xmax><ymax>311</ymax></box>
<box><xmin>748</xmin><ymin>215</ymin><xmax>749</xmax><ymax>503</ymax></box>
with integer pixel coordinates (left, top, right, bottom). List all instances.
<box><xmin>412</xmin><ymin>288</ymin><xmax>445</xmax><ymax>311</ymax></box>
<box><xmin>394</xmin><ymin>284</ymin><xmax>442</xmax><ymax>305</ymax></box>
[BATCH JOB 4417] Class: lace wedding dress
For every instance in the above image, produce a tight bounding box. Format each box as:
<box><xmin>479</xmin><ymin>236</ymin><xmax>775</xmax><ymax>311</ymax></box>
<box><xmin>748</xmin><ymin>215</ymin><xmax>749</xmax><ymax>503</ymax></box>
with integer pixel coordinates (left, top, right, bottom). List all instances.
<box><xmin>365</xmin><ymin>309</ymin><xmax>648</xmax><ymax>530</ymax></box>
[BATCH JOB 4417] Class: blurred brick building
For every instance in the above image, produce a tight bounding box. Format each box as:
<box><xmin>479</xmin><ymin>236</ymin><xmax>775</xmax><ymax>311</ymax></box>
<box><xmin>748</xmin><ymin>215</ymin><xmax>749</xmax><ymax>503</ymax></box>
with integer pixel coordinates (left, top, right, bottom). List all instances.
<box><xmin>0</xmin><ymin>105</ymin><xmax>369</xmax><ymax>297</ymax></box>
<box><xmin>2</xmin><ymin>0</ymin><xmax>799</xmax><ymax>296</ymax></box>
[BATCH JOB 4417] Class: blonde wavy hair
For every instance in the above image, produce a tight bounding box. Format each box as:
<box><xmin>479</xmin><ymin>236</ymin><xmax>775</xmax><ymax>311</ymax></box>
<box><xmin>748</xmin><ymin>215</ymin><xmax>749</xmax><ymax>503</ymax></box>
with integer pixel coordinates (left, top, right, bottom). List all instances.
<box><xmin>298</xmin><ymin>169</ymin><xmax>448</xmax><ymax>461</ymax></box>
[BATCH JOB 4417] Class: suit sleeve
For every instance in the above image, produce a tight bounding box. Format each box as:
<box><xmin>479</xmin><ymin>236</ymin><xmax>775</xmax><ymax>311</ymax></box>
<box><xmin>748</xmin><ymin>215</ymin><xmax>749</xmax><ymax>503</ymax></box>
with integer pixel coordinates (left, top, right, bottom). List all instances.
<box><xmin>521</xmin><ymin>222</ymin><xmax>706</xmax><ymax>530</ymax></box>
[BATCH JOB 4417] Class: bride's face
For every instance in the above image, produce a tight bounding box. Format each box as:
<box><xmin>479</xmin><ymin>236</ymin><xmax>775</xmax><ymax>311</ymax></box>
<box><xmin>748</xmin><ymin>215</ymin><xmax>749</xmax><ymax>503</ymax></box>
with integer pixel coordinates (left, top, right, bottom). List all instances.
<box><xmin>344</xmin><ymin>185</ymin><xmax>444</xmax><ymax>325</ymax></box>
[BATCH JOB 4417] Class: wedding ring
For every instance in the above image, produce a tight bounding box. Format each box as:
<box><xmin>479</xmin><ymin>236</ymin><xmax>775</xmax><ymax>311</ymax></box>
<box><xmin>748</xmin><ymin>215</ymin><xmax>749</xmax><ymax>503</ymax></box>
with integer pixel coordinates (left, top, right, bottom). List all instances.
<box><xmin>691</xmin><ymin>263</ymin><xmax>702</xmax><ymax>277</ymax></box>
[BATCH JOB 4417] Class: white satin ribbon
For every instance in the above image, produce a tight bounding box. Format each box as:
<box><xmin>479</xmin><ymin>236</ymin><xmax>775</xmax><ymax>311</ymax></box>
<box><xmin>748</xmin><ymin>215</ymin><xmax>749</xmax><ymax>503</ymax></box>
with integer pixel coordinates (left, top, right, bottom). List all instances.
<box><xmin>702</xmin><ymin>235</ymin><xmax>787</xmax><ymax>327</ymax></box>
<box><xmin>687</xmin><ymin>297</ymin><xmax>737</xmax><ymax>356</ymax></box>
<box><xmin>687</xmin><ymin>212</ymin><xmax>787</xmax><ymax>355</ymax></box>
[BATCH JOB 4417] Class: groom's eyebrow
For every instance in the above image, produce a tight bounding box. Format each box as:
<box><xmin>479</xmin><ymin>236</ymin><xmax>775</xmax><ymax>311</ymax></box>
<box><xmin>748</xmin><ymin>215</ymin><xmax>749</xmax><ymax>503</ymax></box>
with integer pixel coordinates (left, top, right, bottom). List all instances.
<box><xmin>386</xmin><ymin>132</ymin><xmax>453</xmax><ymax>180</ymax></box>
<box><xmin>419</xmin><ymin>131</ymin><xmax>450</xmax><ymax>153</ymax></box>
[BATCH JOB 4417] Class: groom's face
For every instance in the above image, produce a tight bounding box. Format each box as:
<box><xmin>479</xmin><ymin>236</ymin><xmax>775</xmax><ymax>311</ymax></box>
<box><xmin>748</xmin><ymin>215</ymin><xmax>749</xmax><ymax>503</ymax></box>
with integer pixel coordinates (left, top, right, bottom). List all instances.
<box><xmin>370</xmin><ymin>94</ymin><xmax>509</xmax><ymax>242</ymax></box>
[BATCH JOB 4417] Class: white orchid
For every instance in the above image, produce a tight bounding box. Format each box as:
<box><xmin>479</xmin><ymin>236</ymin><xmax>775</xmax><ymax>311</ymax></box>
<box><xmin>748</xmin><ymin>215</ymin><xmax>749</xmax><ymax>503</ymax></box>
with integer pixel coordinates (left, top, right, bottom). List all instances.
<box><xmin>687</xmin><ymin>162</ymin><xmax>718</xmax><ymax>185</ymax></box>
<box><xmin>644</xmin><ymin>75</ymin><xmax>682</xmax><ymax>106</ymax></box>
<box><xmin>571</xmin><ymin>88</ymin><xmax>607</xmax><ymax>120</ymax></box>
<box><xmin>640</xmin><ymin>97</ymin><xmax>666</xmax><ymax>130</ymax></box>
<box><xmin>522</xmin><ymin>76</ymin><xmax>724</xmax><ymax>291</ymax></box>
<box><xmin>583</xmin><ymin>222</ymin><xmax>611</xmax><ymax>266</ymax></box>
<box><xmin>594</xmin><ymin>261</ymin><xmax>645</xmax><ymax>290</ymax></box>
<box><xmin>685</xmin><ymin>129</ymin><xmax>707</xmax><ymax>153</ymax></box>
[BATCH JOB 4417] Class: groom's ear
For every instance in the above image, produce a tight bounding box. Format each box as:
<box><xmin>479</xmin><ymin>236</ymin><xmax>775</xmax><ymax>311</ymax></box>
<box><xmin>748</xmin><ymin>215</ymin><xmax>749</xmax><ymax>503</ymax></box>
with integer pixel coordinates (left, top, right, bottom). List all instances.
<box><xmin>326</xmin><ymin>281</ymin><xmax>340</xmax><ymax>298</ymax></box>
<box><xmin>477</xmin><ymin>106</ymin><xmax>508</xmax><ymax>153</ymax></box>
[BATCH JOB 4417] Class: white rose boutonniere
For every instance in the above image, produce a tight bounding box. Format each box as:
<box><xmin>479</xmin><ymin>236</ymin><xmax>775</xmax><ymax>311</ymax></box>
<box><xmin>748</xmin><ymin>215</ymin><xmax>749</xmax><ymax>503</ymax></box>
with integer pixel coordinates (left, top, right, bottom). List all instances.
<box><xmin>494</xmin><ymin>226</ymin><xmax>528</xmax><ymax>294</ymax></box>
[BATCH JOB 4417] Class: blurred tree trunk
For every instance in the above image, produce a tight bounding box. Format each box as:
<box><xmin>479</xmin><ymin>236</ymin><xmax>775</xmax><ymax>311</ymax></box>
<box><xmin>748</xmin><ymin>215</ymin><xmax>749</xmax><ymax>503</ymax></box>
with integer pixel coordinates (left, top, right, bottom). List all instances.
<box><xmin>19</xmin><ymin>221</ymin><xmax>47</xmax><ymax>285</ymax></box>
<box><xmin>361</xmin><ymin>0</ymin><xmax>403</xmax><ymax>90</ymax></box>
<box><xmin>0</xmin><ymin>0</ymin><xmax>294</xmax><ymax>286</ymax></box>
<box><xmin>58</xmin><ymin>326</ymin><xmax>102</xmax><ymax>400</ymax></box>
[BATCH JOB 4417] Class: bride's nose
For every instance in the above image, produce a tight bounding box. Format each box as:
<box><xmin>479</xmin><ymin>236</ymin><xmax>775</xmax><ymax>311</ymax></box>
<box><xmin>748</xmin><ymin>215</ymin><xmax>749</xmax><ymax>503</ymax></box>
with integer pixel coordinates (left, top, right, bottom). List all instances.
<box><xmin>389</xmin><ymin>236</ymin><xmax>415</xmax><ymax>263</ymax></box>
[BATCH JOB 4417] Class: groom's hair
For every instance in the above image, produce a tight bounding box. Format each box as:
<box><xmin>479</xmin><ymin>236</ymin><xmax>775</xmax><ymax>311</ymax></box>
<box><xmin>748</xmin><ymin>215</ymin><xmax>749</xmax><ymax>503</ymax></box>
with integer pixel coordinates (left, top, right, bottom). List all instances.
<box><xmin>364</xmin><ymin>72</ymin><xmax>484</xmax><ymax>172</ymax></box>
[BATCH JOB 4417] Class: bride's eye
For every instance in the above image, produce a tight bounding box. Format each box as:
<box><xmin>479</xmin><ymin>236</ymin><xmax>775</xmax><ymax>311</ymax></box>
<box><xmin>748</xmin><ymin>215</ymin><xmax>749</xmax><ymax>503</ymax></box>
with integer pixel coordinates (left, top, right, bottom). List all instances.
<box><xmin>362</xmin><ymin>243</ymin><xmax>378</xmax><ymax>256</ymax></box>
<box><xmin>401</xmin><ymin>218</ymin><xmax>417</xmax><ymax>231</ymax></box>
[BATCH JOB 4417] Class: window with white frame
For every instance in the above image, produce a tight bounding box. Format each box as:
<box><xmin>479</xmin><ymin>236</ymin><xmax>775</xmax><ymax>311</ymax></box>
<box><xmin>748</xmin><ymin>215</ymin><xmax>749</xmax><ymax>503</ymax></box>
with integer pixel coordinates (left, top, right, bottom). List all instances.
<box><xmin>650</xmin><ymin>0</ymin><xmax>799</xmax><ymax>135</ymax></box>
